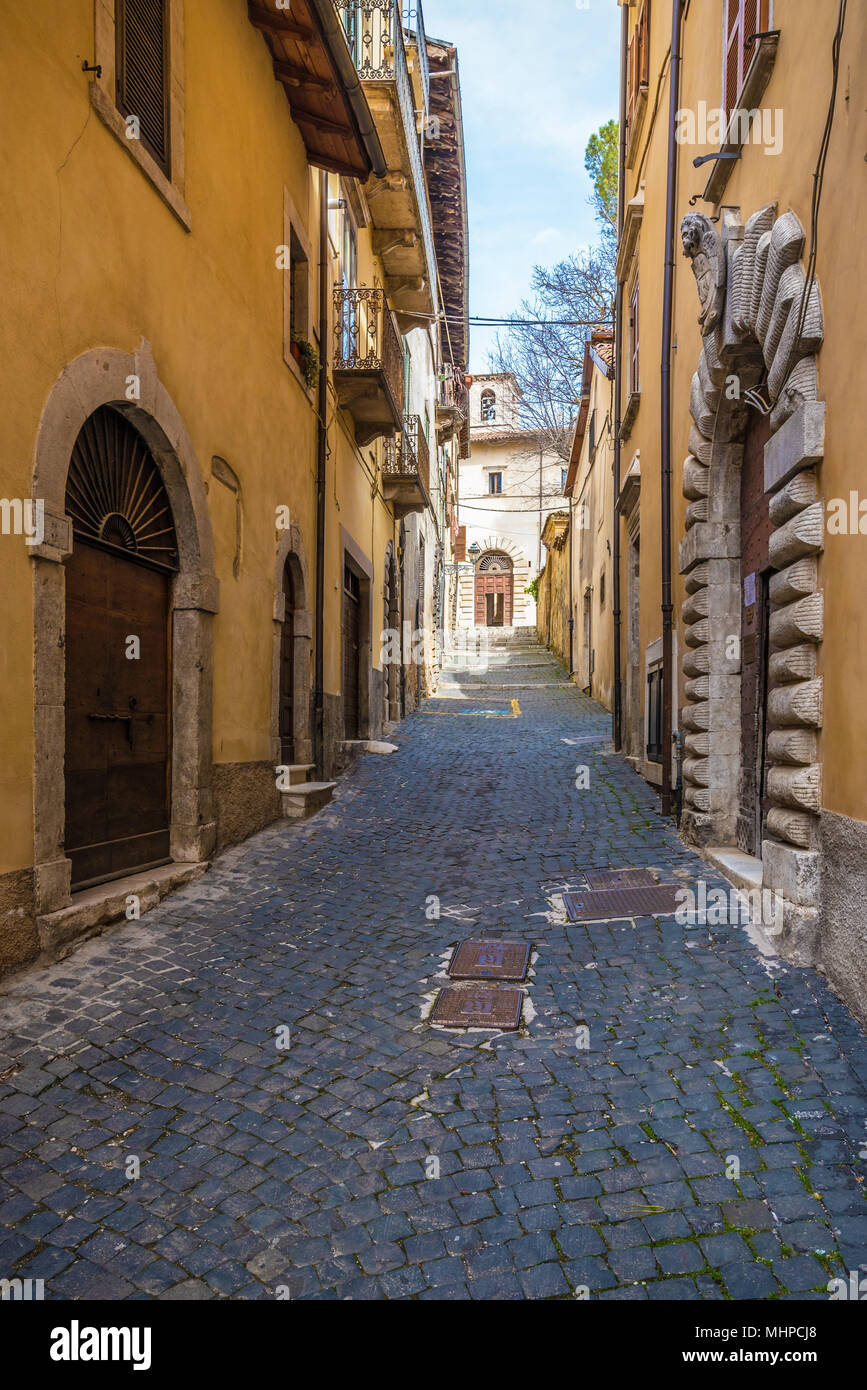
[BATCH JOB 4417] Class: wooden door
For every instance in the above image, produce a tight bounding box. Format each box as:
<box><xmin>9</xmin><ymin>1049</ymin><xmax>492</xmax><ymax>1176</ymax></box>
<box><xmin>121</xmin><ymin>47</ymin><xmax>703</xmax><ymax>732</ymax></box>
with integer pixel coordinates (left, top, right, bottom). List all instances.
<box><xmin>474</xmin><ymin>567</ymin><xmax>513</xmax><ymax>627</ymax></box>
<box><xmin>65</xmin><ymin>543</ymin><xmax>171</xmax><ymax>887</ymax></box>
<box><xmin>279</xmin><ymin>560</ymin><xmax>296</xmax><ymax>765</ymax></box>
<box><xmin>343</xmin><ymin>566</ymin><xmax>361</xmax><ymax>739</ymax></box>
<box><xmin>738</xmin><ymin>407</ymin><xmax>774</xmax><ymax>857</ymax></box>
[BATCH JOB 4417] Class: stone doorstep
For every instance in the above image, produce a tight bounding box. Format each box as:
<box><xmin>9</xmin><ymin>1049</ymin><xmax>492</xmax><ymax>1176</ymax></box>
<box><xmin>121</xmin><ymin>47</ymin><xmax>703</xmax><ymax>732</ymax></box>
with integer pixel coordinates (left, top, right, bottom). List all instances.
<box><xmin>36</xmin><ymin>861</ymin><xmax>210</xmax><ymax>956</ymax></box>
<box><xmin>703</xmin><ymin>845</ymin><xmax>764</xmax><ymax>894</ymax></box>
<box><xmin>280</xmin><ymin>782</ymin><xmax>337</xmax><ymax>821</ymax></box>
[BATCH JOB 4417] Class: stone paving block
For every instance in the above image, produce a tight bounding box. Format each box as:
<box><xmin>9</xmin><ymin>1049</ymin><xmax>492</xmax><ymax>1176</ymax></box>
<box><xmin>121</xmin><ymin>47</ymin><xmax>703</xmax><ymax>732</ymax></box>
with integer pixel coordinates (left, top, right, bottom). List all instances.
<box><xmin>0</xmin><ymin>638</ymin><xmax>866</xmax><ymax>1304</ymax></box>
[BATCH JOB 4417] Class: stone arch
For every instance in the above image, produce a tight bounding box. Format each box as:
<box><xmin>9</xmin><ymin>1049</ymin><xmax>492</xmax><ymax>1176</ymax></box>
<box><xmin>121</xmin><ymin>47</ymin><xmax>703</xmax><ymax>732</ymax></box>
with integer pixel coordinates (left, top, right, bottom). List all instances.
<box><xmin>30</xmin><ymin>340</ymin><xmax>219</xmax><ymax>918</ymax></box>
<box><xmin>272</xmin><ymin>523</ymin><xmax>313</xmax><ymax>767</ymax></box>
<box><xmin>457</xmin><ymin>534</ymin><xmax>535</xmax><ymax>629</ymax></box>
<box><xmin>679</xmin><ymin>206</ymin><xmax>825</xmax><ymax>959</ymax></box>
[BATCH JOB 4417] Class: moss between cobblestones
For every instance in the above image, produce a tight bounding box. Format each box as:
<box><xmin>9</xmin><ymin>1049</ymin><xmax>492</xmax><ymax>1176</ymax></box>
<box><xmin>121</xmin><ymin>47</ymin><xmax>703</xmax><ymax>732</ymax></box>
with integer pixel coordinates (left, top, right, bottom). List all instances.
<box><xmin>714</xmin><ymin>1092</ymin><xmax>764</xmax><ymax>1146</ymax></box>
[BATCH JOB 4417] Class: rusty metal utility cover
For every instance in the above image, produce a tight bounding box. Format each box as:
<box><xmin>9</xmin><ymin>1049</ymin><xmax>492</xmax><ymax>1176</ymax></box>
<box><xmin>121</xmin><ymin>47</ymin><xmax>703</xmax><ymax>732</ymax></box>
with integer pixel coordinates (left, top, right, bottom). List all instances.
<box><xmin>583</xmin><ymin>867</ymin><xmax>656</xmax><ymax>890</ymax></box>
<box><xmin>449</xmin><ymin>940</ymin><xmax>530</xmax><ymax>982</ymax></box>
<box><xmin>563</xmin><ymin>884</ymin><xmax>684</xmax><ymax>923</ymax></box>
<box><xmin>431</xmin><ymin>987</ymin><xmax>523</xmax><ymax>1030</ymax></box>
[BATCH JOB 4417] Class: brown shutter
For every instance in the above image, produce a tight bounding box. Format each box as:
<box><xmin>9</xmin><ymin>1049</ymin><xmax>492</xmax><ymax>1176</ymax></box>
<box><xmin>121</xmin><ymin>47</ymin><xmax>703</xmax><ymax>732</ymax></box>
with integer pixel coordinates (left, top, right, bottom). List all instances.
<box><xmin>638</xmin><ymin>0</ymin><xmax>651</xmax><ymax>88</ymax></box>
<box><xmin>116</xmin><ymin>0</ymin><xmax>170</xmax><ymax>175</ymax></box>
<box><xmin>455</xmin><ymin>526</ymin><xmax>467</xmax><ymax>563</ymax></box>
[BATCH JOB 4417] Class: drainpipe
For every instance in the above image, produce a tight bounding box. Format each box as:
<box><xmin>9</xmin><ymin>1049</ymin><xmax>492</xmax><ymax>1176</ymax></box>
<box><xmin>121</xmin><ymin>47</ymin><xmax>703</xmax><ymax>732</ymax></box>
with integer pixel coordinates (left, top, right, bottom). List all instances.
<box><xmin>568</xmin><ymin>491</ymin><xmax>575</xmax><ymax>676</ymax></box>
<box><xmin>660</xmin><ymin>0</ymin><xmax>685</xmax><ymax>817</ymax></box>
<box><xmin>612</xmin><ymin>0</ymin><xmax>628</xmax><ymax>751</ymax></box>
<box><xmin>314</xmin><ymin>170</ymin><xmax>328</xmax><ymax>775</ymax></box>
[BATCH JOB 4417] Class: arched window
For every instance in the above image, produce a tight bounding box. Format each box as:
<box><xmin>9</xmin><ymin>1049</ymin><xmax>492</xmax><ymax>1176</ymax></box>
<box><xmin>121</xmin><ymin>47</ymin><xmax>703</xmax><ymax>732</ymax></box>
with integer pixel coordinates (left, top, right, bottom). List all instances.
<box><xmin>480</xmin><ymin>389</ymin><xmax>496</xmax><ymax>423</ymax></box>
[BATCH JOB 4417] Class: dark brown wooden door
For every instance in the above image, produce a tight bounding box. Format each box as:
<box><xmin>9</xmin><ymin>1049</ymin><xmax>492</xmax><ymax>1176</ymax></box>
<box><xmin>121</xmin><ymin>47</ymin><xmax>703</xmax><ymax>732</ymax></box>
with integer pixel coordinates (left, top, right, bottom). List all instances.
<box><xmin>738</xmin><ymin>407</ymin><xmax>774</xmax><ymax>857</ymax></box>
<box><xmin>279</xmin><ymin>561</ymin><xmax>295</xmax><ymax>765</ymax></box>
<box><xmin>65</xmin><ymin>542</ymin><xmax>171</xmax><ymax>887</ymax></box>
<box><xmin>343</xmin><ymin>567</ymin><xmax>361</xmax><ymax>740</ymax></box>
<box><xmin>474</xmin><ymin>572</ymin><xmax>513</xmax><ymax>626</ymax></box>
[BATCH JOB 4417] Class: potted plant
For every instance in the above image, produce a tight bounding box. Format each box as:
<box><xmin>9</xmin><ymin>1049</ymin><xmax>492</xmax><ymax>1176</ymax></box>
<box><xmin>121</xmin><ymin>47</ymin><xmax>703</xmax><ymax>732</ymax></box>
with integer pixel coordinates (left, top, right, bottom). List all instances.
<box><xmin>293</xmin><ymin>339</ymin><xmax>319</xmax><ymax>389</ymax></box>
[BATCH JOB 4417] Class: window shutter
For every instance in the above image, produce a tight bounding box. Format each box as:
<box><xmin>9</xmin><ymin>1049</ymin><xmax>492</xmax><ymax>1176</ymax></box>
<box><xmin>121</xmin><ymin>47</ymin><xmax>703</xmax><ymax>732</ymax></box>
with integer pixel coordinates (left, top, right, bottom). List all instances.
<box><xmin>626</xmin><ymin>29</ymin><xmax>638</xmax><ymax>138</ymax></box>
<box><xmin>724</xmin><ymin>0</ymin><xmax>770</xmax><ymax>117</ymax></box>
<box><xmin>455</xmin><ymin>527</ymin><xmax>467</xmax><ymax>563</ymax></box>
<box><xmin>638</xmin><ymin>1</ymin><xmax>650</xmax><ymax>89</ymax></box>
<box><xmin>116</xmin><ymin>0</ymin><xmax>170</xmax><ymax>174</ymax></box>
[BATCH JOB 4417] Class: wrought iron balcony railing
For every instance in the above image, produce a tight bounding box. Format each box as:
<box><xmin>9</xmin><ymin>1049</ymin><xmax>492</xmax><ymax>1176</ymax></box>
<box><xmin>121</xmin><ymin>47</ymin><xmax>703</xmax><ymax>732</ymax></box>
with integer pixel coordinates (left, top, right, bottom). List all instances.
<box><xmin>332</xmin><ymin>286</ymin><xmax>403</xmax><ymax>444</ymax></box>
<box><xmin>333</xmin><ymin>1</ymin><xmax>437</xmax><ymax>298</ymax></box>
<box><xmin>437</xmin><ymin>368</ymin><xmax>468</xmax><ymax>419</ymax></box>
<box><xmin>384</xmin><ymin>414</ymin><xmax>430</xmax><ymax>493</ymax></box>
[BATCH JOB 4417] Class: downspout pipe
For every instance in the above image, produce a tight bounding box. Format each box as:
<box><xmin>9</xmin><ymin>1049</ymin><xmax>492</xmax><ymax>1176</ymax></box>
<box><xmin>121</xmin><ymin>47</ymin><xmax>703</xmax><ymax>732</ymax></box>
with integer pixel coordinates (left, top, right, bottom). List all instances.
<box><xmin>612</xmin><ymin>0</ymin><xmax>628</xmax><ymax>751</ymax></box>
<box><xmin>660</xmin><ymin>0</ymin><xmax>686</xmax><ymax>817</ymax></box>
<box><xmin>314</xmin><ymin>171</ymin><xmax>328</xmax><ymax>775</ymax></box>
<box><xmin>568</xmin><ymin>490</ymin><xmax>575</xmax><ymax>676</ymax></box>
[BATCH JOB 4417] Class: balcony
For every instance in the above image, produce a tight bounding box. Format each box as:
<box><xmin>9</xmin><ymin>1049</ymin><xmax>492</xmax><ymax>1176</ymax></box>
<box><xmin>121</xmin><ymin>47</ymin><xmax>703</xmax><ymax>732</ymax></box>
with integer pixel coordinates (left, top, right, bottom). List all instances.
<box><xmin>383</xmin><ymin>414</ymin><xmax>431</xmax><ymax>517</ymax></box>
<box><xmin>436</xmin><ymin>368</ymin><xmax>468</xmax><ymax>431</ymax></box>
<box><xmin>332</xmin><ymin>287</ymin><xmax>403</xmax><ymax>446</ymax></box>
<box><xmin>334</xmin><ymin>0</ymin><xmax>437</xmax><ymax>326</ymax></box>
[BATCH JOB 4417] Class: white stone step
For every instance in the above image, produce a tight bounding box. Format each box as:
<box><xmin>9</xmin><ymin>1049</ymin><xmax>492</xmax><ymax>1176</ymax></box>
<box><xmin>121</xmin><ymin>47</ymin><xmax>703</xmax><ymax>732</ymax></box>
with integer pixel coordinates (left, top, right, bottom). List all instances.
<box><xmin>281</xmin><ymin>782</ymin><xmax>336</xmax><ymax>821</ymax></box>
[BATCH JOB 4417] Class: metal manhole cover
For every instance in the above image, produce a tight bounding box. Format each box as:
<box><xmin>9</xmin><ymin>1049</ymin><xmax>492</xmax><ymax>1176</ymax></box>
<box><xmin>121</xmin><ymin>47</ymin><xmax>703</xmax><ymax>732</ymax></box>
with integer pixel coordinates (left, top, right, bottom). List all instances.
<box><xmin>563</xmin><ymin>884</ymin><xmax>683</xmax><ymax>923</ymax></box>
<box><xmin>449</xmin><ymin>940</ymin><xmax>531</xmax><ymax>981</ymax></box>
<box><xmin>431</xmin><ymin>987</ymin><xmax>524</xmax><ymax>1030</ymax></box>
<box><xmin>583</xmin><ymin>867</ymin><xmax>656</xmax><ymax>890</ymax></box>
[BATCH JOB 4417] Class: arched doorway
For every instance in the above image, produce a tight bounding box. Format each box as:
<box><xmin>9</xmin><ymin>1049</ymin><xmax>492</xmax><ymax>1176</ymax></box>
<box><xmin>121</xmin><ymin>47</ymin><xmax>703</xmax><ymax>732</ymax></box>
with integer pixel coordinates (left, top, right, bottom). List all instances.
<box><xmin>64</xmin><ymin>406</ymin><xmax>178</xmax><ymax>888</ymax></box>
<box><xmin>475</xmin><ymin>551</ymin><xmax>514</xmax><ymax>627</ymax></box>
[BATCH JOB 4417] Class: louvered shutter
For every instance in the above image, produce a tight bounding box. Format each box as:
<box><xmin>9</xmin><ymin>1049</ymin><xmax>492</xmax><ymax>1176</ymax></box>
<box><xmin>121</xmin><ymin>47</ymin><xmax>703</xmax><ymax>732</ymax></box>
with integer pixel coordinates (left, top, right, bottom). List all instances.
<box><xmin>724</xmin><ymin>0</ymin><xmax>769</xmax><ymax>118</ymax></box>
<box><xmin>116</xmin><ymin>0</ymin><xmax>170</xmax><ymax>175</ymax></box>
<box><xmin>626</xmin><ymin>28</ymin><xmax>638</xmax><ymax>140</ymax></box>
<box><xmin>638</xmin><ymin>1</ymin><xmax>650</xmax><ymax>89</ymax></box>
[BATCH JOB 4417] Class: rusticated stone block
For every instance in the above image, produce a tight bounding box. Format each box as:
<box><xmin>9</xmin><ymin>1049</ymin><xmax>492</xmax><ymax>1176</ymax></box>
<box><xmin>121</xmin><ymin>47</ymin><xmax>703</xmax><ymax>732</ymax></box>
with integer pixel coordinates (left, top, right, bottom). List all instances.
<box><xmin>767</xmin><ymin>763</ymin><xmax>821</xmax><ymax>813</ymax></box>
<box><xmin>768</xmin><ymin>501</ymin><xmax>825</xmax><ymax>570</ymax></box>
<box><xmin>768</xmin><ymin>678</ymin><xmax>823</xmax><ymax>729</ymax></box>
<box><xmin>768</xmin><ymin>558</ymin><xmax>817</xmax><ymax>606</ymax></box>
<box><xmin>768</xmin><ymin>643</ymin><xmax>817</xmax><ymax>685</ymax></box>
<box><xmin>766</xmin><ymin>727</ymin><xmax>818</xmax><ymax>766</ymax></box>
<box><xmin>766</xmin><ymin>807</ymin><xmax>814</xmax><ymax>849</ymax></box>
<box><xmin>768</xmin><ymin>469</ymin><xmax>818</xmax><ymax>526</ymax></box>
<box><xmin>769</xmin><ymin>591</ymin><xmax>823</xmax><ymax>646</ymax></box>
<box><xmin>764</xmin><ymin>402</ymin><xmax>825</xmax><ymax>494</ymax></box>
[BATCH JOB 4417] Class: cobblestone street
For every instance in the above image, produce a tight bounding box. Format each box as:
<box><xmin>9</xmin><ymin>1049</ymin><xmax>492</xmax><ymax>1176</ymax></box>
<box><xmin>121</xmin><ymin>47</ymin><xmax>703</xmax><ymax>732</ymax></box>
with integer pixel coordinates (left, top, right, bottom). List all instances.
<box><xmin>1</xmin><ymin>636</ymin><xmax>866</xmax><ymax>1302</ymax></box>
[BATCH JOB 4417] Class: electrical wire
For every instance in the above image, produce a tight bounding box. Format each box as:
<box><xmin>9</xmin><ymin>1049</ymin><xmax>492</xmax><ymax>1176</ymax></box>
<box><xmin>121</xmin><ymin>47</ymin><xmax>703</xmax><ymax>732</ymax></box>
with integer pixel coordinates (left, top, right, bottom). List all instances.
<box><xmin>780</xmin><ymin>0</ymin><xmax>848</xmax><ymax>392</ymax></box>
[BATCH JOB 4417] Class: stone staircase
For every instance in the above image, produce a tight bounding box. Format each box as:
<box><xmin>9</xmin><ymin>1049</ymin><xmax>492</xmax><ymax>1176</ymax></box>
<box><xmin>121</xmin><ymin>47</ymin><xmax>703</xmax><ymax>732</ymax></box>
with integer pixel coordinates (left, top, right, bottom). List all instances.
<box><xmin>280</xmin><ymin>763</ymin><xmax>336</xmax><ymax>821</ymax></box>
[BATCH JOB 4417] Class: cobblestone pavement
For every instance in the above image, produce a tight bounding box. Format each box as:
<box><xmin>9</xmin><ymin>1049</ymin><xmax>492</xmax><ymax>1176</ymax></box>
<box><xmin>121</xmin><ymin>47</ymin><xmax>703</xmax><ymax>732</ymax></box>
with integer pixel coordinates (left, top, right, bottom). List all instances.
<box><xmin>2</xmin><ymin>635</ymin><xmax>866</xmax><ymax>1301</ymax></box>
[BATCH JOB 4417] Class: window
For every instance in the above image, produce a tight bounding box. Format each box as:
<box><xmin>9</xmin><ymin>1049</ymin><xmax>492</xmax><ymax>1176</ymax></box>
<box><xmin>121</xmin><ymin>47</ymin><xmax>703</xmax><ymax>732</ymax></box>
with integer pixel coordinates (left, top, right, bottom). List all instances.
<box><xmin>288</xmin><ymin>229</ymin><xmax>309</xmax><ymax>345</ymax></box>
<box><xmin>480</xmin><ymin>390</ymin><xmax>497</xmax><ymax>423</ymax></box>
<box><xmin>646</xmin><ymin>665</ymin><xmax>663</xmax><ymax>764</ymax></box>
<box><xmin>561</xmin><ymin>468</ymin><xmax>568</xmax><ymax>493</ymax></box>
<box><xmin>283</xmin><ymin>189</ymin><xmax>314</xmax><ymax>384</ymax></box>
<box><xmin>629</xmin><ymin>282</ymin><xmax>640</xmax><ymax>395</ymax></box>
<box><xmin>403</xmin><ymin>343</ymin><xmax>412</xmax><ymax>413</ymax></box>
<box><xmin>589</xmin><ymin>409</ymin><xmax>597</xmax><ymax>457</ymax></box>
<box><xmin>626</xmin><ymin>0</ymin><xmax>651</xmax><ymax>151</ymax></box>
<box><xmin>89</xmin><ymin>0</ymin><xmax>187</xmax><ymax>225</ymax></box>
<box><xmin>724</xmin><ymin>1</ymin><xmax>771</xmax><ymax>118</ymax></box>
<box><xmin>116</xmin><ymin>0</ymin><xmax>171</xmax><ymax>175</ymax></box>
<box><xmin>599</xmin><ymin>571</ymin><xmax>606</xmax><ymax>609</ymax></box>
<box><xmin>489</xmin><ymin>473</ymin><xmax>503</xmax><ymax>495</ymax></box>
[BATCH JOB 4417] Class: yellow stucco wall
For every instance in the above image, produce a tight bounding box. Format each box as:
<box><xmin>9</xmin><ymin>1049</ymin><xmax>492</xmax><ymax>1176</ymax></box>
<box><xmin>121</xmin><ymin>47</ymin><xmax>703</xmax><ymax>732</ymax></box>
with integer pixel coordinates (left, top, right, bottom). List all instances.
<box><xmin>0</xmin><ymin>0</ymin><xmax>398</xmax><ymax>875</ymax></box>
<box><xmin>620</xmin><ymin>0</ymin><xmax>867</xmax><ymax>824</ymax></box>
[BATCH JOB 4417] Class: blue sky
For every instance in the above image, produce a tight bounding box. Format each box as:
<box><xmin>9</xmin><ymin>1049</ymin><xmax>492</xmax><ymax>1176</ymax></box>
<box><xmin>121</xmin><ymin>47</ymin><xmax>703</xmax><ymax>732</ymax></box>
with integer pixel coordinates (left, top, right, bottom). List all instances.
<box><xmin>425</xmin><ymin>0</ymin><xmax>621</xmax><ymax>370</ymax></box>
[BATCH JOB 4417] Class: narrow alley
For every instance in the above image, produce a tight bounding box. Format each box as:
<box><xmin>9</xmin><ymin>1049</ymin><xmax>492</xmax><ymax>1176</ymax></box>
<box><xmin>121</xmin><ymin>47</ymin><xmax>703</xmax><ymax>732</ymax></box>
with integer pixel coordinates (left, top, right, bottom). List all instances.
<box><xmin>1</xmin><ymin>635</ymin><xmax>865</xmax><ymax>1303</ymax></box>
